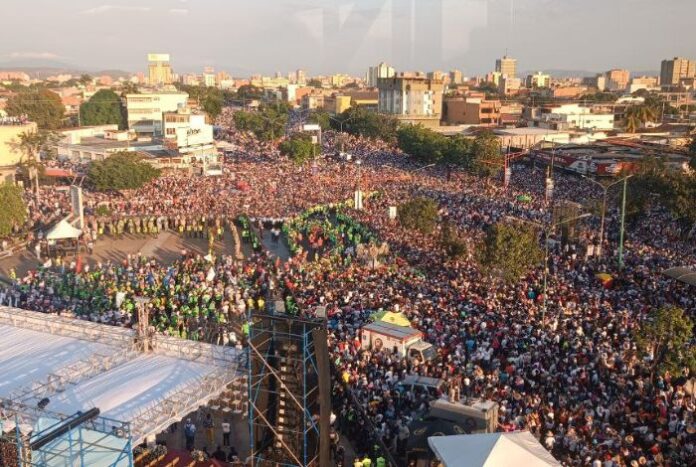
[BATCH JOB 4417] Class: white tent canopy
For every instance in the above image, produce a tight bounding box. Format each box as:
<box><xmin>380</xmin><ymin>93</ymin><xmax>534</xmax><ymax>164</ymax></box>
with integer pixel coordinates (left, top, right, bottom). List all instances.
<box><xmin>45</xmin><ymin>218</ymin><xmax>82</xmax><ymax>240</ymax></box>
<box><xmin>428</xmin><ymin>432</ymin><xmax>561</xmax><ymax>467</ymax></box>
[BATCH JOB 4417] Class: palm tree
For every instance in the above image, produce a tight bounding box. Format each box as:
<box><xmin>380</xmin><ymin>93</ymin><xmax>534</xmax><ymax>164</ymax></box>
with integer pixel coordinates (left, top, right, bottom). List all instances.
<box><xmin>624</xmin><ymin>112</ymin><xmax>641</xmax><ymax>133</ymax></box>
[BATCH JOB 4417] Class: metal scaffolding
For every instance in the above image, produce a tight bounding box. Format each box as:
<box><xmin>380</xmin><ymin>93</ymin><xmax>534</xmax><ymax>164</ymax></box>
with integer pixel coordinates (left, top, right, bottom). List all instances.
<box><xmin>0</xmin><ymin>306</ymin><xmax>246</xmax><ymax>465</ymax></box>
<box><xmin>247</xmin><ymin>311</ymin><xmax>329</xmax><ymax>467</ymax></box>
<box><xmin>0</xmin><ymin>403</ymin><xmax>133</xmax><ymax>467</ymax></box>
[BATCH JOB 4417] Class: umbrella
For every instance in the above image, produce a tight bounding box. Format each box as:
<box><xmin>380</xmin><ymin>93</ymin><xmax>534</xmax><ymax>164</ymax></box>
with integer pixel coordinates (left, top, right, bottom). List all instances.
<box><xmin>595</xmin><ymin>273</ymin><xmax>614</xmax><ymax>288</ymax></box>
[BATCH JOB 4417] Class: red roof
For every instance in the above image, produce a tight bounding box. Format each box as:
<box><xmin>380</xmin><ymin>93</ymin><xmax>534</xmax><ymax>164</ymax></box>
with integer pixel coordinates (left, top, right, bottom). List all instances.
<box><xmin>43</xmin><ymin>168</ymin><xmax>73</xmax><ymax>178</ymax></box>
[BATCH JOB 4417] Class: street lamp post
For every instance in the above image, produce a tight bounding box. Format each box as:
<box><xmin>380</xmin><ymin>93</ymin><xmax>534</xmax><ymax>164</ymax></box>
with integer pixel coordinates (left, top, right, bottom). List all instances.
<box><xmin>507</xmin><ymin>212</ymin><xmax>591</xmax><ymax>324</ymax></box>
<box><xmin>581</xmin><ymin>174</ymin><xmax>633</xmax><ymax>259</ymax></box>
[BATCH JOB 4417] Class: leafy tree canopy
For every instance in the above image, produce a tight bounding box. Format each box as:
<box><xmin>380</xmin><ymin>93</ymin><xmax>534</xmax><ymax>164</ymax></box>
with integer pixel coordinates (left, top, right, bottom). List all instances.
<box><xmin>279</xmin><ymin>132</ymin><xmax>316</xmax><ymax>164</ymax></box>
<box><xmin>80</xmin><ymin>89</ymin><xmax>125</xmax><ymax>129</ymax></box>
<box><xmin>635</xmin><ymin>306</ymin><xmax>696</xmax><ymax>377</ymax></box>
<box><xmin>0</xmin><ymin>183</ymin><xmax>27</xmax><ymax>238</ymax></box>
<box><xmin>232</xmin><ymin>103</ymin><xmax>289</xmax><ymax>142</ymax></box>
<box><xmin>332</xmin><ymin>107</ymin><xmax>399</xmax><ymax>143</ymax></box>
<box><xmin>307</xmin><ymin>79</ymin><xmax>323</xmax><ymax>89</ymax></box>
<box><xmin>307</xmin><ymin>111</ymin><xmax>331</xmax><ymax>131</ymax></box>
<box><xmin>471</xmin><ymin>130</ymin><xmax>503</xmax><ymax>177</ymax></box>
<box><xmin>397</xmin><ymin>124</ymin><xmax>472</xmax><ymax>165</ymax></box>
<box><xmin>6</xmin><ymin>89</ymin><xmax>65</xmax><ymax>129</ymax></box>
<box><xmin>398</xmin><ymin>197</ymin><xmax>439</xmax><ymax>234</ymax></box>
<box><xmin>87</xmin><ymin>152</ymin><xmax>161</xmax><ymax>191</ymax></box>
<box><xmin>236</xmin><ymin>84</ymin><xmax>263</xmax><ymax>100</ymax></box>
<box><xmin>476</xmin><ymin>222</ymin><xmax>543</xmax><ymax>284</ymax></box>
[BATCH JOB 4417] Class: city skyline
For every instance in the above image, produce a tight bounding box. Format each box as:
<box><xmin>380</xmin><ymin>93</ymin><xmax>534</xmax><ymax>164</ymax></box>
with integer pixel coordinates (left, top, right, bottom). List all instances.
<box><xmin>1</xmin><ymin>0</ymin><xmax>694</xmax><ymax>76</ymax></box>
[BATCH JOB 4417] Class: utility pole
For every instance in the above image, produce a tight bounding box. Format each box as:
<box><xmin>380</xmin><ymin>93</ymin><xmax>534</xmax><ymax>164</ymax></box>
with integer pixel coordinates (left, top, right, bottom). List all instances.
<box><xmin>618</xmin><ymin>175</ymin><xmax>628</xmax><ymax>269</ymax></box>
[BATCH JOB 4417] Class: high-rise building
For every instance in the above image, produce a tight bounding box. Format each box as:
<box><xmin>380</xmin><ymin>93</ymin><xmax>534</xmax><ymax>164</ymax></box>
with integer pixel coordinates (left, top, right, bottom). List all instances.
<box><xmin>525</xmin><ymin>72</ymin><xmax>550</xmax><ymax>88</ymax></box>
<box><xmin>296</xmin><ymin>69</ymin><xmax>307</xmax><ymax>85</ymax></box>
<box><xmin>367</xmin><ymin>62</ymin><xmax>395</xmax><ymax>88</ymax></box>
<box><xmin>449</xmin><ymin>70</ymin><xmax>463</xmax><ymax>85</ymax></box>
<box><xmin>660</xmin><ymin>57</ymin><xmax>696</xmax><ymax>86</ymax></box>
<box><xmin>495</xmin><ymin>55</ymin><xmax>517</xmax><ymax>78</ymax></box>
<box><xmin>147</xmin><ymin>53</ymin><xmax>173</xmax><ymax>86</ymax></box>
<box><xmin>377</xmin><ymin>75</ymin><xmax>444</xmax><ymax>128</ymax></box>
<box><xmin>126</xmin><ymin>91</ymin><xmax>189</xmax><ymax>135</ymax></box>
<box><xmin>605</xmin><ymin>69</ymin><xmax>630</xmax><ymax>91</ymax></box>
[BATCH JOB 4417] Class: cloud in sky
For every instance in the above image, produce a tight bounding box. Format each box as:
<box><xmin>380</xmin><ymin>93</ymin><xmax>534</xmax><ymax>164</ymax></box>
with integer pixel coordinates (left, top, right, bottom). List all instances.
<box><xmin>169</xmin><ymin>8</ymin><xmax>189</xmax><ymax>15</ymax></box>
<box><xmin>79</xmin><ymin>5</ymin><xmax>152</xmax><ymax>15</ymax></box>
<box><xmin>9</xmin><ymin>51</ymin><xmax>60</xmax><ymax>59</ymax></box>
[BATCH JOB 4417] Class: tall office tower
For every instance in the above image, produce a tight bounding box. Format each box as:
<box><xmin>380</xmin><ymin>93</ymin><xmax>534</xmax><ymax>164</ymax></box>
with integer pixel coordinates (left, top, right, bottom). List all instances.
<box><xmin>495</xmin><ymin>55</ymin><xmax>517</xmax><ymax>78</ymax></box>
<box><xmin>148</xmin><ymin>53</ymin><xmax>173</xmax><ymax>86</ymax></box>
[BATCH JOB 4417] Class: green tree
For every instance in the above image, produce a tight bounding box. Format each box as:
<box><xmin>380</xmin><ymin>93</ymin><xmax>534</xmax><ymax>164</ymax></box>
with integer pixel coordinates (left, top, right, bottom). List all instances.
<box><xmin>236</xmin><ymin>84</ymin><xmax>263</xmax><ymax>100</ymax></box>
<box><xmin>476</xmin><ymin>222</ymin><xmax>543</xmax><ymax>283</ymax></box>
<box><xmin>635</xmin><ymin>306</ymin><xmax>696</xmax><ymax>378</ymax></box>
<box><xmin>6</xmin><ymin>89</ymin><xmax>65</xmax><ymax>129</ymax></box>
<box><xmin>334</xmin><ymin>107</ymin><xmax>398</xmax><ymax>143</ymax></box>
<box><xmin>201</xmin><ymin>88</ymin><xmax>223</xmax><ymax>119</ymax></box>
<box><xmin>307</xmin><ymin>79</ymin><xmax>323</xmax><ymax>89</ymax></box>
<box><xmin>78</xmin><ymin>74</ymin><xmax>93</xmax><ymax>85</ymax></box>
<box><xmin>79</xmin><ymin>89</ymin><xmax>125</xmax><ymax>128</ymax></box>
<box><xmin>444</xmin><ymin>134</ymin><xmax>473</xmax><ymax>166</ymax></box>
<box><xmin>398</xmin><ymin>197</ymin><xmax>439</xmax><ymax>234</ymax></box>
<box><xmin>441</xmin><ymin>219</ymin><xmax>467</xmax><ymax>259</ymax></box>
<box><xmin>397</xmin><ymin>124</ymin><xmax>449</xmax><ymax>164</ymax></box>
<box><xmin>0</xmin><ymin>183</ymin><xmax>27</xmax><ymax>238</ymax></box>
<box><xmin>233</xmin><ymin>103</ymin><xmax>289</xmax><ymax>141</ymax></box>
<box><xmin>307</xmin><ymin>111</ymin><xmax>331</xmax><ymax>131</ymax></box>
<box><xmin>279</xmin><ymin>132</ymin><xmax>316</xmax><ymax>164</ymax></box>
<box><xmin>471</xmin><ymin>130</ymin><xmax>503</xmax><ymax>177</ymax></box>
<box><xmin>120</xmin><ymin>81</ymin><xmax>139</xmax><ymax>96</ymax></box>
<box><xmin>87</xmin><ymin>152</ymin><xmax>161</xmax><ymax>191</ymax></box>
<box><xmin>624</xmin><ymin>104</ymin><xmax>658</xmax><ymax>132</ymax></box>
<box><xmin>580</xmin><ymin>92</ymin><xmax>618</xmax><ymax>103</ymax></box>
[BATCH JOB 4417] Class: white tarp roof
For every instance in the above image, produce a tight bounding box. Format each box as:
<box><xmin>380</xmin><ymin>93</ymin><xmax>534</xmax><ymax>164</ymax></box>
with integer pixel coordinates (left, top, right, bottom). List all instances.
<box><xmin>0</xmin><ymin>307</ymin><xmax>242</xmax><ymax>445</ymax></box>
<box><xmin>46</xmin><ymin>218</ymin><xmax>82</xmax><ymax>240</ymax></box>
<box><xmin>428</xmin><ymin>432</ymin><xmax>561</xmax><ymax>467</ymax></box>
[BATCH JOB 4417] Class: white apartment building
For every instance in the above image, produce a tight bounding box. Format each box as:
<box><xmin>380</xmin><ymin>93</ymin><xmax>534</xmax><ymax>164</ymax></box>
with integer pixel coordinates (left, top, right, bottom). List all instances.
<box><xmin>126</xmin><ymin>91</ymin><xmax>189</xmax><ymax>136</ymax></box>
<box><xmin>367</xmin><ymin>62</ymin><xmax>395</xmax><ymax>88</ymax></box>
<box><xmin>529</xmin><ymin>104</ymin><xmax>614</xmax><ymax>131</ymax></box>
<box><xmin>163</xmin><ymin>107</ymin><xmax>214</xmax><ymax>153</ymax></box>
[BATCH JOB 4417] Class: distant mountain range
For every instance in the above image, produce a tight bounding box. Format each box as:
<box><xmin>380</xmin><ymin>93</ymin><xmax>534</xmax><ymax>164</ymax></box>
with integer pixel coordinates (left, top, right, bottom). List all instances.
<box><xmin>0</xmin><ymin>58</ymin><xmax>132</xmax><ymax>79</ymax></box>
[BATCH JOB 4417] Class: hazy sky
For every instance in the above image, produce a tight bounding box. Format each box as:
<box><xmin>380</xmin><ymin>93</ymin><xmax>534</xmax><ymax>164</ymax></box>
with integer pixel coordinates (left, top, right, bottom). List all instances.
<box><xmin>1</xmin><ymin>0</ymin><xmax>694</xmax><ymax>76</ymax></box>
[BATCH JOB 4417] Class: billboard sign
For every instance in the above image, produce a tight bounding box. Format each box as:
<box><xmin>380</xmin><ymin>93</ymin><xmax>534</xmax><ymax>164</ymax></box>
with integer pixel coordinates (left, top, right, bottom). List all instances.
<box><xmin>147</xmin><ymin>53</ymin><xmax>170</xmax><ymax>62</ymax></box>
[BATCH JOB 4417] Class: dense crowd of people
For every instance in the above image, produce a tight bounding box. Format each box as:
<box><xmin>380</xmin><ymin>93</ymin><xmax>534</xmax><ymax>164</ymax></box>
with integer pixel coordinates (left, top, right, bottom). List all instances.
<box><xmin>2</xmin><ymin>120</ymin><xmax>695</xmax><ymax>467</ymax></box>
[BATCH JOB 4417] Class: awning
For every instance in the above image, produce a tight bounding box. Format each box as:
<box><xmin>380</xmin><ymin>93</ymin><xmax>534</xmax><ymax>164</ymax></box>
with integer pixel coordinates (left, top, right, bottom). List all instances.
<box><xmin>663</xmin><ymin>267</ymin><xmax>696</xmax><ymax>286</ymax></box>
<box><xmin>45</xmin><ymin>218</ymin><xmax>82</xmax><ymax>240</ymax></box>
<box><xmin>428</xmin><ymin>432</ymin><xmax>561</xmax><ymax>467</ymax></box>
<box><xmin>43</xmin><ymin>168</ymin><xmax>74</xmax><ymax>178</ymax></box>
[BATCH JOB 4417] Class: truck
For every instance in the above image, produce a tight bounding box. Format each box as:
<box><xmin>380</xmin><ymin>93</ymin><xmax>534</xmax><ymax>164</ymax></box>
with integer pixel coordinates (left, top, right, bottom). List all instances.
<box><xmin>360</xmin><ymin>321</ymin><xmax>437</xmax><ymax>362</ymax></box>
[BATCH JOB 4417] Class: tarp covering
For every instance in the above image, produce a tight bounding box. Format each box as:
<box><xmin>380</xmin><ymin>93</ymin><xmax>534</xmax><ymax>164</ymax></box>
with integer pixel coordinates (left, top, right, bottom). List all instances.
<box><xmin>45</xmin><ymin>218</ymin><xmax>82</xmax><ymax>240</ymax></box>
<box><xmin>428</xmin><ymin>432</ymin><xmax>561</xmax><ymax>467</ymax></box>
<box><xmin>663</xmin><ymin>267</ymin><xmax>696</xmax><ymax>286</ymax></box>
<box><xmin>375</xmin><ymin>311</ymin><xmax>411</xmax><ymax>327</ymax></box>
<box><xmin>31</xmin><ymin>417</ymin><xmax>130</xmax><ymax>467</ymax></box>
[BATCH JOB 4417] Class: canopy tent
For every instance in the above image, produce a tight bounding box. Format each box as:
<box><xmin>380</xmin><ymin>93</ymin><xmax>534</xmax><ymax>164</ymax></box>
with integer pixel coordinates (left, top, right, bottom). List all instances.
<box><xmin>663</xmin><ymin>267</ymin><xmax>696</xmax><ymax>287</ymax></box>
<box><xmin>45</xmin><ymin>218</ymin><xmax>82</xmax><ymax>241</ymax></box>
<box><xmin>371</xmin><ymin>310</ymin><xmax>411</xmax><ymax>327</ymax></box>
<box><xmin>428</xmin><ymin>432</ymin><xmax>561</xmax><ymax>467</ymax></box>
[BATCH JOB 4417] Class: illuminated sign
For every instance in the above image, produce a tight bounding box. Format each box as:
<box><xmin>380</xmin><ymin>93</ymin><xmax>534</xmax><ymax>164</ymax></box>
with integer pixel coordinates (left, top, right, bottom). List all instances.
<box><xmin>147</xmin><ymin>53</ymin><xmax>170</xmax><ymax>62</ymax></box>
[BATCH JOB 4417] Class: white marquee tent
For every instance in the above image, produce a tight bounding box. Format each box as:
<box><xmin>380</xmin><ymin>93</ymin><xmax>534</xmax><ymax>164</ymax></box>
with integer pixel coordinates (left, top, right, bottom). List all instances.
<box><xmin>45</xmin><ymin>218</ymin><xmax>82</xmax><ymax>240</ymax></box>
<box><xmin>0</xmin><ymin>306</ymin><xmax>244</xmax><ymax>450</ymax></box>
<box><xmin>428</xmin><ymin>432</ymin><xmax>561</xmax><ymax>467</ymax></box>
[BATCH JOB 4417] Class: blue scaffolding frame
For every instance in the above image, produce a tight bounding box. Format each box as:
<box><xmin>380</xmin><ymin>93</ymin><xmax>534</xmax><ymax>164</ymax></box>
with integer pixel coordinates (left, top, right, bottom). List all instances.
<box><xmin>0</xmin><ymin>410</ymin><xmax>133</xmax><ymax>467</ymax></box>
<box><xmin>246</xmin><ymin>311</ymin><xmax>324</xmax><ymax>467</ymax></box>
